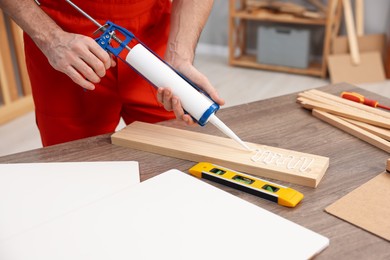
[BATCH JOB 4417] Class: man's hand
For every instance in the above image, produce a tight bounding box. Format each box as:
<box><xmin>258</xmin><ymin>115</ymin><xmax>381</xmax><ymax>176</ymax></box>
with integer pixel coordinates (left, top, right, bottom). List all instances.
<box><xmin>42</xmin><ymin>31</ymin><xmax>116</xmax><ymax>90</ymax></box>
<box><xmin>157</xmin><ymin>0</ymin><xmax>222</xmax><ymax>125</ymax></box>
<box><xmin>156</xmin><ymin>61</ymin><xmax>225</xmax><ymax>126</ymax></box>
<box><xmin>0</xmin><ymin>0</ymin><xmax>116</xmax><ymax>90</ymax></box>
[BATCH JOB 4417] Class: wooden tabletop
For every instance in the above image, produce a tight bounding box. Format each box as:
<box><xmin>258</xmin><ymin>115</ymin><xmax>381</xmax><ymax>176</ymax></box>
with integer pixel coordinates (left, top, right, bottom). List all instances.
<box><xmin>1</xmin><ymin>82</ymin><xmax>389</xmax><ymax>258</ymax></box>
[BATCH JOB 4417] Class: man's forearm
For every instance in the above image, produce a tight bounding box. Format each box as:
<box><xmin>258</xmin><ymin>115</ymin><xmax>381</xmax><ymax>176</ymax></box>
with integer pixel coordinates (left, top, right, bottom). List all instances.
<box><xmin>0</xmin><ymin>0</ymin><xmax>112</xmax><ymax>90</ymax></box>
<box><xmin>166</xmin><ymin>0</ymin><xmax>213</xmax><ymax>66</ymax></box>
<box><xmin>0</xmin><ymin>0</ymin><xmax>63</xmax><ymax>52</ymax></box>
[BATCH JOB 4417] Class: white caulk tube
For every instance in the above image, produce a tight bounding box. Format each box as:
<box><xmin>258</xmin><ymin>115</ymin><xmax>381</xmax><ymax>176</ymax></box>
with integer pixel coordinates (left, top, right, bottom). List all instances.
<box><xmin>126</xmin><ymin>44</ymin><xmax>251</xmax><ymax>151</ymax></box>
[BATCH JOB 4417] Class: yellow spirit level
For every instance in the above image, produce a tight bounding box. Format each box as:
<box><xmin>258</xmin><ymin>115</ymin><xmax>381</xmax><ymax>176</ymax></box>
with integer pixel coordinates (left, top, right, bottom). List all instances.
<box><xmin>188</xmin><ymin>162</ymin><xmax>304</xmax><ymax>207</ymax></box>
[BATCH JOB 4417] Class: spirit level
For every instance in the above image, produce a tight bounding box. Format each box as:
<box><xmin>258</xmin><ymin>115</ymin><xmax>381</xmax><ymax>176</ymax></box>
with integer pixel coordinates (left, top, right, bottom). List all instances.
<box><xmin>189</xmin><ymin>162</ymin><xmax>304</xmax><ymax>207</ymax></box>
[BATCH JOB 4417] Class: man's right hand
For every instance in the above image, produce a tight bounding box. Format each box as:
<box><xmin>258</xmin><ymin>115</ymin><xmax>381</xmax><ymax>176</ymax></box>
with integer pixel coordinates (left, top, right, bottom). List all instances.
<box><xmin>0</xmin><ymin>0</ymin><xmax>116</xmax><ymax>90</ymax></box>
<box><xmin>42</xmin><ymin>31</ymin><xmax>116</xmax><ymax>90</ymax></box>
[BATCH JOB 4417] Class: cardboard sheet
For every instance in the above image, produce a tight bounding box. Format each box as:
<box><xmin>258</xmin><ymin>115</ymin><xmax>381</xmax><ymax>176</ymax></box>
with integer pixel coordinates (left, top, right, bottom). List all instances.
<box><xmin>328</xmin><ymin>52</ymin><xmax>386</xmax><ymax>84</ymax></box>
<box><xmin>0</xmin><ymin>170</ymin><xmax>329</xmax><ymax>259</ymax></box>
<box><xmin>325</xmin><ymin>172</ymin><xmax>390</xmax><ymax>241</ymax></box>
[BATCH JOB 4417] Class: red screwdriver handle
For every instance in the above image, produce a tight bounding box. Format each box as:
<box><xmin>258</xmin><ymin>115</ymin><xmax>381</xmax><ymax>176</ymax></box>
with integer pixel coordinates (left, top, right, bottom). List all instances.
<box><xmin>363</xmin><ymin>98</ymin><xmax>379</xmax><ymax>108</ymax></box>
<box><xmin>341</xmin><ymin>92</ymin><xmax>364</xmax><ymax>103</ymax></box>
<box><xmin>341</xmin><ymin>91</ymin><xmax>390</xmax><ymax>111</ymax></box>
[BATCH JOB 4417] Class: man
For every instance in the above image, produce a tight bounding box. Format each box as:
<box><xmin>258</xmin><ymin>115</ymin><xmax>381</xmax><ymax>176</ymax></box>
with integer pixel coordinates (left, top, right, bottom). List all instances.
<box><xmin>0</xmin><ymin>0</ymin><xmax>224</xmax><ymax>146</ymax></box>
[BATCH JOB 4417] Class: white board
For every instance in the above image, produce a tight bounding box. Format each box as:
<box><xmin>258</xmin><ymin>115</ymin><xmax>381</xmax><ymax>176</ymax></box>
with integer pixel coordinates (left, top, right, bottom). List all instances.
<box><xmin>0</xmin><ymin>161</ymin><xmax>139</xmax><ymax>241</ymax></box>
<box><xmin>0</xmin><ymin>169</ymin><xmax>329</xmax><ymax>259</ymax></box>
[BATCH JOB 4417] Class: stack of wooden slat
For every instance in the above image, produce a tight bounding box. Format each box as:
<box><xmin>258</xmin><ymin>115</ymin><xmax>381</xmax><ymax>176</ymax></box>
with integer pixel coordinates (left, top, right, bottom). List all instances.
<box><xmin>297</xmin><ymin>89</ymin><xmax>390</xmax><ymax>153</ymax></box>
<box><xmin>246</xmin><ymin>0</ymin><xmax>326</xmax><ymax>19</ymax></box>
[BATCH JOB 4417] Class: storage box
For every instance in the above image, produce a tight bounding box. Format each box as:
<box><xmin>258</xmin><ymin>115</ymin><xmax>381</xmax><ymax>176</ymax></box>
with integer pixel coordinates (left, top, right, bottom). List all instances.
<box><xmin>257</xmin><ymin>25</ymin><xmax>310</xmax><ymax>69</ymax></box>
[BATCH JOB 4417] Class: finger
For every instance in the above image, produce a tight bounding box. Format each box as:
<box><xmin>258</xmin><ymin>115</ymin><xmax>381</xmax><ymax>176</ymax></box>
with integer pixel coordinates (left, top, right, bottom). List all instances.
<box><xmin>66</xmin><ymin>66</ymin><xmax>95</xmax><ymax>90</ymax></box>
<box><xmin>197</xmin><ymin>76</ymin><xmax>225</xmax><ymax>106</ymax></box>
<box><xmin>182</xmin><ymin>114</ymin><xmax>196</xmax><ymax>125</ymax></box>
<box><xmin>73</xmin><ymin>58</ymin><xmax>101</xmax><ymax>84</ymax></box>
<box><xmin>172</xmin><ymin>97</ymin><xmax>195</xmax><ymax>125</ymax></box>
<box><xmin>172</xmin><ymin>96</ymin><xmax>184</xmax><ymax>120</ymax></box>
<box><xmin>180</xmin><ymin>65</ymin><xmax>225</xmax><ymax>106</ymax></box>
<box><xmin>162</xmin><ymin>88</ymin><xmax>174</xmax><ymax>111</ymax></box>
<box><xmin>80</xmin><ymin>52</ymin><xmax>107</xmax><ymax>78</ymax></box>
<box><xmin>156</xmin><ymin>88</ymin><xmax>164</xmax><ymax>104</ymax></box>
<box><xmin>88</xmin><ymin>39</ymin><xmax>112</xmax><ymax>70</ymax></box>
<box><xmin>157</xmin><ymin>88</ymin><xmax>173</xmax><ymax>111</ymax></box>
<box><xmin>109</xmin><ymin>54</ymin><xmax>117</xmax><ymax>67</ymax></box>
<box><xmin>78</xmin><ymin>40</ymin><xmax>108</xmax><ymax>77</ymax></box>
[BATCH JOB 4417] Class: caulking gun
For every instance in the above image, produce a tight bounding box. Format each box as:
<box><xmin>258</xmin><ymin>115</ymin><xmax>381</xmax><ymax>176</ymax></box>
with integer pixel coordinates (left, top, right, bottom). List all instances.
<box><xmin>65</xmin><ymin>0</ymin><xmax>250</xmax><ymax>151</ymax></box>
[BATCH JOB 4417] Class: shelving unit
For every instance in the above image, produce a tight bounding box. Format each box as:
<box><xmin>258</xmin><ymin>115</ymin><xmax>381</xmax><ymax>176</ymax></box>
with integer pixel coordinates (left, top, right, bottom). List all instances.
<box><xmin>0</xmin><ymin>10</ymin><xmax>33</xmax><ymax>125</ymax></box>
<box><xmin>229</xmin><ymin>0</ymin><xmax>342</xmax><ymax>78</ymax></box>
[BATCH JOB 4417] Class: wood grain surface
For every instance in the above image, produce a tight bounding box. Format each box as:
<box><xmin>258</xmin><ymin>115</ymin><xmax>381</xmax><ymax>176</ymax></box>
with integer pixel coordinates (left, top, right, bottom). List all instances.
<box><xmin>0</xmin><ymin>83</ymin><xmax>389</xmax><ymax>259</ymax></box>
<box><xmin>112</xmin><ymin>121</ymin><xmax>329</xmax><ymax>187</ymax></box>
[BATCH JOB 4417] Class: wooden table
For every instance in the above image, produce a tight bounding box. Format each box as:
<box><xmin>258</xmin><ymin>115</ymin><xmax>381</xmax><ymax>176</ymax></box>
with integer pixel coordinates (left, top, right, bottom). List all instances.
<box><xmin>1</xmin><ymin>83</ymin><xmax>389</xmax><ymax>258</ymax></box>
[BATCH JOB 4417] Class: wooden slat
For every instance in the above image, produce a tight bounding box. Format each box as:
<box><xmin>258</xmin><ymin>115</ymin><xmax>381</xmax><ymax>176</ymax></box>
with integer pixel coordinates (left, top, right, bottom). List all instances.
<box><xmin>340</xmin><ymin>116</ymin><xmax>390</xmax><ymax>141</ymax></box>
<box><xmin>342</xmin><ymin>0</ymin><xmax>360</xmax><ymax>64</ymax></box>
<box><xmin>298</xmin><ymin>96</ymin><xmax>390</xmax><ymax>129</ymax></box>
<box><xmin>9</xmin><ymin>18</ymin><xmax>31</xmax><ymax>96</ymax></box>
<box><xmin>0</xmin><ymin>95</ymin><xmax>34</xmax><ymax>125</ymax></box>
<box><xmin>321</xmin><ymin>0</ymin><xmax>341</xmax><ymax>78</ymax></box>
<box><xmin>233</xmin><ymin>9</ymin><xmax>327</xmax><ymax>25</ymax></box>
<box><xmin>355</xmin><ymin>0</ymin><xmax>364</xmax><ymax>36</ymax></box>
<box><xmin>386</xmin><ymin>33</ymin><xmax>390</xmax><ymax>79</ymax></box>
<box><xmin>0</xmin><ymin>10</ymin><xmax>19</xmax><ymax>102</ymax></box>
<box><xmin>0</xmin><ymin>10</ymin><xmax>34</xmax><ymax>124</ymax></box>
<box><xmin>387</xmin><ymin>158</ymin><xmax>390</xmax><ymax>172</ymax></box>
<box><xmin>111</xmin><ymin>121</ymin><xmax>330</xmax><ymax>188</ymax></box>
<box><xmin>231</xmin><ymin>55</ymin><xmax>323</xmax><ymax>76</ymax></box>
<box><xmin>0</xmin><ymin>46</ymin><xmax>11</xmax><ymax>105</ymax></box>
<box><xmin>312</xmin><ymin>109</ymin><xmax>390</xmax><ymax>153</ymax></box>
<box><xmin>298</xmin><ymin>91</ymin><xmax>390</xmax><ymax>123</ymax></box>
<box><xmin>308</xmin><ymin>89</ymin><xmax>390</xmax><ymax>119</ymax></box>
<box><xmin>307</xmin><ymin>0</ymin><xmax>328</xmax><ymax>13</ymax></box>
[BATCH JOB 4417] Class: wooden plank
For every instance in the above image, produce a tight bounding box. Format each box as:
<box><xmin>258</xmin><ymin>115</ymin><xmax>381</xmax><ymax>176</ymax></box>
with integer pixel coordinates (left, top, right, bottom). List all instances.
<box><xmin>298</xmin><ymin>91</ymin><xmax>387</xmax><ymax>120</ymax></box>
<box><xmin>0</xmin><ymin>78</ymin><xmax>3</xmax><ymax>104</ymax></box>
<box><xmin>0</xmin><ymin>12</ymin><xmax>12</xmax><ymax>105</ymax></box>
<box><xmin>386</xmin><ymin>33</ymin><xmax>390</xmax><ymax>79</ymax></box>
<box><xmin>298</xmin><ymin>92</ymin><xmax>390</xmax><ymax>129</ymax></box>
<box><xmin>231</xmin><ymin>55</ymin><xmax>323</xmax><ymax>76</ymax></box>
<box><xmin>0</xmin><ymin>49</ymin><xmax>11</xmax><ymax>105</ymax></box>
<box><xmin>308</xmin><ymin>89</ymin><xmax>390</xmax><ymax>119</ymax></box>
<box><xmin>9</xmin><ymin>19</ymin><xmax>31</xmax><ymax>96</ymax></box>
<box><xmin>342</xmin><ymin>0</ymin><xmax>360</xmax><ymax>64</ymax></box>
<box><xmin>387</xmin><ymin>158</ymin><xmax>390</xmax><ymax>172</ymax></box>
<box><xmin>298</xmin><ymin>96</ymin><xmax>390</xmax><ymax>129</ymax></box>
<box><xmin>0</xmin><ymin>95</ymin><xmax>34</xmax><ymax>125</ymax></box>
<box><xmin>111</xmin><ymin>121</ymin><xmax>330</xmax><ymax>188</ymax></box>
<box><xmin>307</xmin><ymin>0</ymin><xmax>328</xmax><ymax>13</ymax></box>
<box><xmin>0</xmin><ymin>10</ymin><xmax>19</xmax><ymax>102</ymax></box>
<box><xmin>355</xmin><ymin>0</ymin><xmax>364</xmax><ymax>36</ymax></box>
<box><xmin>341</xmin><ymin>116</ymin><xmax>390</xmax><ymax>141</ymax></box>
<box><xmin>321</xmin><ymin>0</ymin><xmax>340</xmax><ymax>78</ymax></box>
<box><xmin>312</xmin><ymin>109</ymin><xmax>390</xmax><ymax>153</ymax></box>
<box><xmin>233</xmin><ymin>9</ymin><xmax>326</xmax><ymax>25</ymax></box>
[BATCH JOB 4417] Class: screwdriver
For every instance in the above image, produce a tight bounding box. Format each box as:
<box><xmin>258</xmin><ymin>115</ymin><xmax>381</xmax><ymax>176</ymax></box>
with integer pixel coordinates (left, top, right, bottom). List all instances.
<box><xmin>340</xmin><ymin>91</ymin><xmax>390</xmax><ymax>111</ymax></box>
